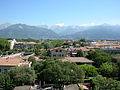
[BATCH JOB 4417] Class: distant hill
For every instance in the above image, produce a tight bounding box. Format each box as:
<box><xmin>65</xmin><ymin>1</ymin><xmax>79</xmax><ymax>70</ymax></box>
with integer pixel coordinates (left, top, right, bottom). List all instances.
<box><xmin>0</xmin><ymin>24</ymin><xmax>58</xmax><ymax>39</ymax></box>
<box><xmin>0</xmin><ymin>23</ymin><xmax>11</xmax><ymax>30</ymax></box>
<box><xmin>61</xmin><ymin>25</ymin><xmax>120</xmax><ymax>40</ymax></box>
<box><xmin>50</xmin><ymin>25</ymin><xmax>87</xmax><ymax>35</ymax></box>
<box><xmin>0</xmin><ymin>23</ymin><xmax>120</xmax><ymax>40</ymax></box>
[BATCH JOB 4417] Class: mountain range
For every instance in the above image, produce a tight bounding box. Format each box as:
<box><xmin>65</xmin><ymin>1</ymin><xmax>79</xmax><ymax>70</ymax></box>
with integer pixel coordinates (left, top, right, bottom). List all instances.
<box><xmin>0</xmin><ymin>24</ymin><xmax>58</xmax><ymax>39</ymax></box>
<box><xmin>0</xmin><ymin>23</ymin><xmax>120</xmax><ymax>40</ymax></box>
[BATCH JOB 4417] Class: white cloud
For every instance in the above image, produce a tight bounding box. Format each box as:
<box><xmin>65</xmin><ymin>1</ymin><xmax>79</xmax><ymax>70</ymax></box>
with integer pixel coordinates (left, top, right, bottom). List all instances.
<box><xmin>79</xmin><ymin>22</ymin><xmax>99</xmax><ymax>26</ymax></box>
<box><xmin>55</xmin><ymin>23</ymin><xmax>65</xmax><ymax>27</ymax></box>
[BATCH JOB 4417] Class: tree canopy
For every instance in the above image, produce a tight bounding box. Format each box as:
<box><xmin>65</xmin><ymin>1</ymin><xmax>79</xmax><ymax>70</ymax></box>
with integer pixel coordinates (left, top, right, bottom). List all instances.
<box><xmin>87</xmin><ymin>50</ymin><xmax>111</xmax><ymax>67</ymax></box>
<box><xmin>0</xmin><ymin>38</ymin><xmax>10</xmax><ymax>51</ymax></box>
<box><xmin>8</xmin><ymin>67</ymin><xmax>36</xmax><ymax>86</ymax></box>
<box><xmin>78</xmin><ymin>64</ymin><xmax>98</xmax><ymax>78</ymax></box>
<box><xmin>91</xmin><ymin>75</ymin><xmax>120</xmax><ymax>90</ymax></box>
<box><xmin>0</xmin><ymin>73</ymin><xmax>14</xmax><ymax>90</ymax></box>
<box><xmin>99</xmin><ymin>62</ymin><xmax>119</xmax><ymax>77</ymax></box>
<box><xmin>33</xmin><ymin>58</ymin><xmax>85</xmax><ymax>84</ymax></box>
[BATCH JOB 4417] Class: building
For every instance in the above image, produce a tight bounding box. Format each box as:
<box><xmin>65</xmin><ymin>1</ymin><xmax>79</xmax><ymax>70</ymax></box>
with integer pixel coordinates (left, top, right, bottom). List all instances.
<box><xmin>14</xmin><ymin>42</ymin><xmax>37</xmax><ymax>49</ymax></box>
<box><xmin>9</xmin><ymin>39</ymin><xmax>16</xmax><ymax>50</ymax></box>
<box><xmin>9</xmin><ymin>39</ymin><xmax>37</xmax><ymax>50</ymax></box>
<box><xmin>50</xmin><ymin>47</ymin><xmax>67</xmax><ymax>59</ymax></box>
<box><xmin>100</xmin><ymin>48</ymin><xmax>120</xmax><ymax>54</ymax></box>
<box><xmin>94</xmin><ymin>44</ymin><xmax>118</xmax><ymax>49</ymax></box>
<box><xmin>59</xmin><ymin>57</ymin><xmax>93</xmax><ymax>65</ymax></box>
<box><xmin>14</xmin><ymin>43</ymin><xmax>26</xmax><ymax>49</ymax></box>
<box><xmin>0</xmin><ymin>53</ymin><xmax>32</xmax><ymax>72</ymax></box>
<box><xmin>67</xmin><ymin>47</ymin><xmax>94</xmax><ymax>57</ymax></box>
<box><xmin>25</xmin><ymin>42</ymin><xmax>37</xmax><ymax>49</ymax></box>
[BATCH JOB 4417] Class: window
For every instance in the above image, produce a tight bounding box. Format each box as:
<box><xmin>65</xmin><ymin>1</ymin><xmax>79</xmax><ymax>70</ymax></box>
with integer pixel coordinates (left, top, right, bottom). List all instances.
<box><xmin>53</xmin><ymin>54</ymin><xmax>56</xmax><ymax>57</ymax></box>
<box><xmin>59</xmin><ymin>50</ymin><xmax>62</xmax><ymax>52</ymax></box>
<box><xmin>4</xmin><ymin>69</ymin><xmax>7</xmax><ymax>71</ymax></box>
<box><xmin>59</xmin><ymin>54</ymin><xmax>61</xmax><ymax>57</ymax></box>
<box><xmin>56</xmin><ymin>50</ymin><xmax>58</xmax><ymax>52</ymax></box>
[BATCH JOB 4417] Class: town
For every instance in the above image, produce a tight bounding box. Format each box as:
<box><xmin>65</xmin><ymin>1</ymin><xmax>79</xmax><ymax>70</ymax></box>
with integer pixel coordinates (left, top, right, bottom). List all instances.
<box><xmin>0</xmin><ymin>38</ymin><xmax>120</xmax><ymax>90</ymax></box>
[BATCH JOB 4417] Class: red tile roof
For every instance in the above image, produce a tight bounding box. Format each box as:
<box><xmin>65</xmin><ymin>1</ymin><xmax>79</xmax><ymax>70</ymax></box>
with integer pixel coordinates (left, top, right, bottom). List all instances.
<box><xmin>59</xmin><ymin>57</ymin><xmax>93</xmax><ymax>63</ymax></box>
<box><xmin>95</xmin><ymin>44</ymin><xmax>118</xmax><ymax>46</ymax></box>
<box><xmin>80</xmin><ymin>48</ymin><xmax>93</xmax><ymax>51</ymax></box>
<box><xmin>0</xmin><ymin>56</ymin><xmax>28</xmax><ymax>66</ymax></box>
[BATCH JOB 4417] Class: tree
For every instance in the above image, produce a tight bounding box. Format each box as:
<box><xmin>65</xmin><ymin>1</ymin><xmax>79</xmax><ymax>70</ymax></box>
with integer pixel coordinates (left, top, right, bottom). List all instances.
<box><xmin>78</xmin><ymin>64</ymin><xmax>98</xmax><ymax>78</ymax></box>
<box><xmin>33</xmin><ymin>58</ymin><xmax>85</xmax><ymax>85</ymax></box>
<box><xmin>86</xmin><ymin>50</ymin><xmax>111</xmax><ymax>67</ymax></box>
<box><xmin>0</xmin><ymin>38</ymin><xmax>10</xmax><ymax>51</ymax></box>
<box><xmin>8</xmin><ymin>67</ymin><xmax>36</xmax><ymax>86</ymax></box>
<box><xmin>50</xmin><ymin>40</ymin><xmax>64</xmax><ymax>47</ymax></box>
<box><xmin>76</xmin><ymin>51</ymin><xmax>83</xmax><ymax>57</ymax></box>
<box><xmin>99</xmin><ymin>62</ymin><xmax>119</xmax><ymax>77</ymax></box>
<box><xmin>80</xmin><ymin>39</ymin><xmax>86</xmax><ymax>42</ymax></box>
<box><xmin>35</xmin><ymin>44</ymin><xmax>43</xmax><ymax>49</ymax></box>
<box><xmin>28</xmin><ymin>56</ymin><xmax>36</xmax><ymax>65</ymax></box>
<box><xmin>116</xmin><ymin>60</ymin><xmax>120</xmax><ymax>80</ymax></box>
<box><xmin>91</xmin><ymin>75</ymin><xmax>120</xmax><ymax>90</ymax></box>
<box><xmin>0</xmin><ymin>73</ymin><xmax>15</xmax><ymax>90</ymax></box>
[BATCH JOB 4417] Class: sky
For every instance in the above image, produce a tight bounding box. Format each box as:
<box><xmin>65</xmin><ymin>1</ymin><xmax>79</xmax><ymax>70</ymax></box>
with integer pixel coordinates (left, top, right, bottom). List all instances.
<box><xmin>0</xmin><ymin>0</ymin><xmax>120</xmax><ymax>26</ymax></box>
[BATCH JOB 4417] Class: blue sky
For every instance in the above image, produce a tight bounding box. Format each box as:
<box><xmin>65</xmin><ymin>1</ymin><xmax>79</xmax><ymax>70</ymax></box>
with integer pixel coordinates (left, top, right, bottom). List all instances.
<box><xmin>0</xmin><ymin>0</ymin><xmax>120</xmax><ymax>25</ymax></box>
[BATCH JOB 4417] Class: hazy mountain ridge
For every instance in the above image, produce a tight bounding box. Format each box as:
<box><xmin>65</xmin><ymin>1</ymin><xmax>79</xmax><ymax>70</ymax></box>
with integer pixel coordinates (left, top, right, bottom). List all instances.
<box><xmin>0</xmin><ymin>24</ymin><xmax>58</xmax><ymax>39</ymax></box>
<box><xmin>0</xmin><ymin>23</ymin><xmax>120</xmax><ymax>40</ymax></box>
<box><xmin>0</xmin><ymin>23</ymin><xmax>12</xmax><ymax>30</ymax></box>
<box><xmin>61</xmin><ymin>25</ymin><xmax>120</xmax><ymax>40</ymax></box>
<box><xmin>50</xmin><ymin>25</ymin><xmax>88</xmax><ymax>36</ymax></box>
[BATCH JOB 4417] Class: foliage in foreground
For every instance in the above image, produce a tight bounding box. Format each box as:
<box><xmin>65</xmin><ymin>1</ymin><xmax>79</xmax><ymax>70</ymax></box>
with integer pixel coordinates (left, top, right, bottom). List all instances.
<box><xmin>78</xmin><ymin>64</ymin><xmax>98</xmax><ymax>78</ymax></box>
<box><xmin>99</xmin><ymin>62</ymin><xmax>119</xmax><ymax>77</ymax></box>
<box><xmin>0</xmin><ymin>73</ymin><xmax>15</xmax><ymax>90</ymax></box>
<box><xmin>87</xmin><ymin>50</ymin><xmax>111</xmax><ymax>67</ymax></box>
<box><xmin>33</xmin><ymin>58</ymin><xmax>85</xmax><ymax>84</ymax></box>
<box><xmin>91</xmin><ymin>75</ymin><xmax>120</xmax><ymax>90</ymax></box>
<box><xmin>0</xmin><ymin>38</ymin><xmax>10</xmax><ymax>51</ymax></box>
<box><xmin>8</xmin><ymin>67</ymin><xmax>36</xmax><ymax>86</ymax></box>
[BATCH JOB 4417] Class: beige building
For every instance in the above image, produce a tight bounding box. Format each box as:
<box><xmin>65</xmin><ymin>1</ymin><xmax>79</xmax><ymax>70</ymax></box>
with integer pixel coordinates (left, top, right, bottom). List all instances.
<box><xmin>50</xmin><ymin>47</ymin><xmax>67</xmax><ymax>59</ymax></box>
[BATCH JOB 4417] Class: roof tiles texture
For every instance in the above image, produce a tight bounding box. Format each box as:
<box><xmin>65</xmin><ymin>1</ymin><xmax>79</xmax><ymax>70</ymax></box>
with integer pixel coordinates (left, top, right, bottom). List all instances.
<box><xmin>0</xmin><ymin>56</ymin><xmax>26</xmax><ymax>66</ymax></box>
<box><xmin>59</xmin><ymin>57</ymin><xmax>93</xmax><ymax>63</ymax></box>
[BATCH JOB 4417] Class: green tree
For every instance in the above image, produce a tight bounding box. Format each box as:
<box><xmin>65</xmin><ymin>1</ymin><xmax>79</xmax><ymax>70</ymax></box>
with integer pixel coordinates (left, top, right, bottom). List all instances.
<box><xmin>0</xmin><ymin>38</ymin><xmax>10</xmax><ymax>51</ymax></box>
<box><xmin>76</xmin><ymin>51</ymin><xmax>84</xmax><ymax>57</ymax></box>
<box><xmin>43</xmin><ymin>42</ymin><xmax>50</xmax><ymax>50</ymax></box>
<box><xmin>33</xmin><ymin>58</ymin><xmax>85</xmax><ymax>84</ymax></box>
<box><xmin>116</xmin><ymin>60</ymin><xmax>120</xmax><ymax>80</ymax></box>
<box><xmin>28</xmin><ymin>56</ymin><xmax>36</xmax><ymax>65</ymax></box>
<box><xmin>0</xmin><ymin>73</ymin><xmax>15</xmax><ymax>90</ymax></box>
<box><xmin>99</xmin><ymin>62</ymin><xmax>118</xmax><ymax>77</ymax></box>
<box><xmin>79</xmin><ymin>64</ymin><xmax>98</xmax><ymax>78</ymax></box>
<box><xmin>86</xmin><ymin>50</ymin><xmax>111</xmax><ymax>67</ymax></box>
<box><xmin>80</xmin><ymin>39</ymin><xmax>86</xmax><ymax>42</ymax></box>
<box><xmin>8</xmin><ymin>67</ymin><xmax>36</xmax><ymax>86</ymax></box>
<box><xmin>91</xmin><ymin>75</ymin><xmax>120</xmax><ymax>90</ymax></box>
<box><xmin>35</xmin><ymin>44</ymin><xmax>43</xmax><ymax>49</ymax></box>
<box><xmin>50</xmin><ymin>40</ymin><xmax>64</xmax><ymax>47</ymax></box>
